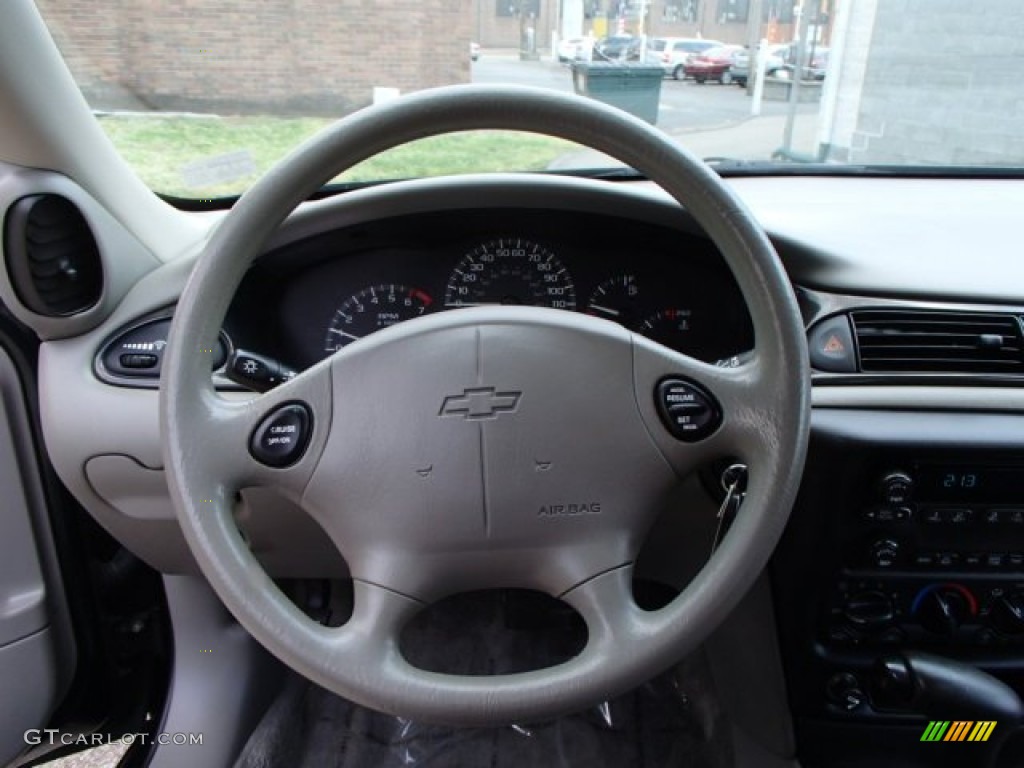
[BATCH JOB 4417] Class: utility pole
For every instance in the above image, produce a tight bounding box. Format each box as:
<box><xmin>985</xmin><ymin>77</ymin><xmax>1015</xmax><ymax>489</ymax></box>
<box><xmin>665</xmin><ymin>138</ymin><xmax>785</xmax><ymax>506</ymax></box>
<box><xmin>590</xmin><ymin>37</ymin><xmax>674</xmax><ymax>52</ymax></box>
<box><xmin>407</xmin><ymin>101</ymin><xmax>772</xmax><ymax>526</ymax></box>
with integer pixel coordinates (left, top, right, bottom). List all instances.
<box><xmin>745</xmin><ymin>0</ymin><xmax>764</xmax><ymax>94</ymax></box>
<box><xmin>781</xmin><ymin>0</ymin><xmax>815</xmax><ymax>156</ymax></box>
<box><xmin>746</xmin><ymin>0</ymin><xmax>764</xmax><ymax>54</ymax></box>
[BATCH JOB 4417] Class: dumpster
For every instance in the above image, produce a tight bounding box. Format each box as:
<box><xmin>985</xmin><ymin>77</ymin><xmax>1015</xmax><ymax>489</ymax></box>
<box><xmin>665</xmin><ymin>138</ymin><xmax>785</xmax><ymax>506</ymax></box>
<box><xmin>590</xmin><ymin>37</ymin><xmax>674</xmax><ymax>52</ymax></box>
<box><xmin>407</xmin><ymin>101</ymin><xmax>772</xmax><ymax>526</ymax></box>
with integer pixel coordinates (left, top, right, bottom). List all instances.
<box><xmin>571</xmin><ymin>62</ymin><xmax>664</xmax><ymax>124</ymax></box>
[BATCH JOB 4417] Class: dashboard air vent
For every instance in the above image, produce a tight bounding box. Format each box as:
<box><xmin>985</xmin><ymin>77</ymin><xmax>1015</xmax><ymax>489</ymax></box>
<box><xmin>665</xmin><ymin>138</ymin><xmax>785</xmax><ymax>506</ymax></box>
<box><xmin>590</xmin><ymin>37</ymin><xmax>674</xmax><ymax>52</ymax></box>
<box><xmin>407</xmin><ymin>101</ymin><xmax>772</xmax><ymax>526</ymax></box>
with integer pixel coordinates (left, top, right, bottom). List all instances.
<box><xmin>850</xmin><ymin>309</ymin><xmax>1024</xmax><ymax>374</ymax></box>
<box><xmin>4</xmin><ymin>194</ymin><xmax>103</xmax><ymax>316</ymax></box>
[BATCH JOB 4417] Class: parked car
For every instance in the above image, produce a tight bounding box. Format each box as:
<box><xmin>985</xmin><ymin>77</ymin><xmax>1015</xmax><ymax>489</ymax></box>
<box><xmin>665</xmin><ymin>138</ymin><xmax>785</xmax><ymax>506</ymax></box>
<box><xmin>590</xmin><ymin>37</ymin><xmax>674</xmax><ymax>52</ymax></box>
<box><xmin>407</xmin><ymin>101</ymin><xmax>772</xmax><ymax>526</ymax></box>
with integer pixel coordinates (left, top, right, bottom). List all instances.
<box><xmin>728</xmin><ymin>43</ymin><xmax>788</xmax><ymax>86</ymax></box>
<box><xmin>644</xmin><ymin>36</ymin><xmax>724</xmax><ymax>80</ymax></box>
<box><xmin>776</xmin><ymin>44</ymin><xmax>830</xmax><ymax>80</ymax></box>
<box><xmin>470</xmin><ymin>41</ymin><xmax>481</xmax><ymax>62</ymax></box>
<box><xmin>683</xmin><ymin>44</ymin><xmax>744</xmax><ymax>84</ymax></box>
<box><xmin>593</xmin><ymin>35</ymin><xmax>641</xmax><ymax>62</ymax></box>
<box><xmin>556</xmin><ymin>36</ymin><xmax>587</xmax><ymax>63</ymax></box>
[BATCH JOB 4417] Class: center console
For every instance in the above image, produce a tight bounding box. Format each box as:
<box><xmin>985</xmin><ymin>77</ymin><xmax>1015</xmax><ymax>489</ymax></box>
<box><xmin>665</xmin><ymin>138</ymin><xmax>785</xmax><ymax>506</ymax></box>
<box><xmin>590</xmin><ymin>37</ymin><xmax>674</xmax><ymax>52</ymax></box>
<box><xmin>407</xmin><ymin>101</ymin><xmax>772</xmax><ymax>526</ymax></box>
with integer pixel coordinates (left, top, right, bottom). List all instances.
<box><xmin>827</xmin><ymin>462</ymin><xmax>1024</xmax><ymax>651</ymax></box>
<box><xmin>773</xmin><ymin>408</ymin><xmax>1024</xmax><ymax>765</ymax></box>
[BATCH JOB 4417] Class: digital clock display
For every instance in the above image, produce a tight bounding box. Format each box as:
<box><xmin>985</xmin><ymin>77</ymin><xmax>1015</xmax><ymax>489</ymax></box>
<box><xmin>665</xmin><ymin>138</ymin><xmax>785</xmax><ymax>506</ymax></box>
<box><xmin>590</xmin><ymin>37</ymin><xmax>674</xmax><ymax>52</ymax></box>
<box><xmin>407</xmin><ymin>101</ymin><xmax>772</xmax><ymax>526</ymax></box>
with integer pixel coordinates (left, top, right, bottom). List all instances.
<box><xmin>916</xmin><ymin>465</ymin><xmax>1024</xmax><ymax>503</ymax></box>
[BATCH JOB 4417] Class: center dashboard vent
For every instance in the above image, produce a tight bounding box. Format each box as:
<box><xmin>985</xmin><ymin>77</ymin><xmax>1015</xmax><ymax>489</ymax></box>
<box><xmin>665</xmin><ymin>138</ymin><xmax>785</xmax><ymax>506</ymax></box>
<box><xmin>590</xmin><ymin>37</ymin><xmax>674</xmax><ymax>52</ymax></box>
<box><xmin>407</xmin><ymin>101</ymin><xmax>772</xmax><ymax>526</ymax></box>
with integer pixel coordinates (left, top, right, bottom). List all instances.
<box><xmin>3</xmin><ymin>194</ymin><xmax>103</xmax><ymax>317</ymax></box>
<box><xmin>850</xmin><ymin>308</ymin><xmax>1024</xmax><ymax>374</ymax></box>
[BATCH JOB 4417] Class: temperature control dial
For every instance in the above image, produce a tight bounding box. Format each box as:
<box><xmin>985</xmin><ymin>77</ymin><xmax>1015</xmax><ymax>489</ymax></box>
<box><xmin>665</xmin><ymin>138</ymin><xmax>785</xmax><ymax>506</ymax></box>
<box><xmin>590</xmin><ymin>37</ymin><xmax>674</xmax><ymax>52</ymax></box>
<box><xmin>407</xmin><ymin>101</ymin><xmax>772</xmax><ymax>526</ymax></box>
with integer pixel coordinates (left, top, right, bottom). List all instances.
<box><xmin>989</xmin><ymin>592</ymin><xmax>1024</xmax><ymax>636</ymax></box>
<box><xmin>913</xmin><ymin>584</ymin><xmax>977</xmax><ymax>637</ymax></box>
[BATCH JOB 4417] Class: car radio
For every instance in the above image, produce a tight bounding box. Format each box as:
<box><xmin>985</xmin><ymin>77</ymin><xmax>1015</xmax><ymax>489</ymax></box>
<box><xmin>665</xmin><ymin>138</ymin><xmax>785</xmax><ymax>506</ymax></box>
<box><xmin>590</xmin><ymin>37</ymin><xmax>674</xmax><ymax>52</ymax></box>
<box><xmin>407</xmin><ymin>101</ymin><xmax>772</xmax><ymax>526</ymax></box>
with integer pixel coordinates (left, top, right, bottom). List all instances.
<box><xmin>823</xmin><ymin>463</ymin><xmax>1024</xmax><ymax>650</ymax></box>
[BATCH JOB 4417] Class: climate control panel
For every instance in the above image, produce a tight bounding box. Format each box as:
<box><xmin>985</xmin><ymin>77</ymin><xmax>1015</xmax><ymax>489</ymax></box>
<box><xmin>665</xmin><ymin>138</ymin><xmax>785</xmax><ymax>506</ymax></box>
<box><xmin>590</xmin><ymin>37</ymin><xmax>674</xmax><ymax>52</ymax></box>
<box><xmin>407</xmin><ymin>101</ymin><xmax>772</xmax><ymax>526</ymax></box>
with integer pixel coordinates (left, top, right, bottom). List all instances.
<box><xmin>825</xmin><ymin>576</ymin><xmax>1024</xmax><ymax>649</ymax></box>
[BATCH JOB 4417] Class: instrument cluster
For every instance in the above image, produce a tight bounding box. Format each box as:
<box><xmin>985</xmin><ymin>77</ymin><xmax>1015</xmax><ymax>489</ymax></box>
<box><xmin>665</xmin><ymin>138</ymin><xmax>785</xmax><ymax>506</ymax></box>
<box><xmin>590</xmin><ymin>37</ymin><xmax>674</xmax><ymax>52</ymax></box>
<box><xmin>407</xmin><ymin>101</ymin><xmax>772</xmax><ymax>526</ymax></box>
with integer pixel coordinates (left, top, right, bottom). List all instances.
<box><xmin>230</xmin><ymin>209</ymin><xmax>754</xmax><ymax>371</ymax></box>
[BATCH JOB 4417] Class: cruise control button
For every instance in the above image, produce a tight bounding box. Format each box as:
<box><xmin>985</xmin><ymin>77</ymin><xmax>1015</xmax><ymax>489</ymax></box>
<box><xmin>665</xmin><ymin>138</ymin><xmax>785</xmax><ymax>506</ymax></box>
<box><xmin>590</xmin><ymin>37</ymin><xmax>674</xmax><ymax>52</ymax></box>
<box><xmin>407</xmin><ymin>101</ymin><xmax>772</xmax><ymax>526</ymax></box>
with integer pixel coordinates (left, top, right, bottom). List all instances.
<box><xmin>249</xmin><ymin>403</ymin><xmax>311</xmax><ymax>468</ymax></box>
<box><xmin>655</xmin><ymin>378</ymin><xmax>722</xmax><ymax>442</ymax></box>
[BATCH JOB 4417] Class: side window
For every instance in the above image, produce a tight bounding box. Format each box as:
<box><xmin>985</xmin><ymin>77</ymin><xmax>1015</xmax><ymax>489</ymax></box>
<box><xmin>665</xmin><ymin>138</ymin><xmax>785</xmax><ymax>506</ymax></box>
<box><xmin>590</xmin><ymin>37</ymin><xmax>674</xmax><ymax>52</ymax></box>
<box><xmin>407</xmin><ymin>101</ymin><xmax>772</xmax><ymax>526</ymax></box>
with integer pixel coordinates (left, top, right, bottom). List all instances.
<box><xmin>496</xmin><ymin>0</ymin><xmax>540</xmax><ymax>17</ymax></box>
<box><xmin>663</xmin><ymin>0</ymin><xmax>698</xmax><ymax>22</ymax></box>
<box><xmin>717</xmin><ymin>0</ymin><xmax>749</xmax><ymax>23</ymax></box>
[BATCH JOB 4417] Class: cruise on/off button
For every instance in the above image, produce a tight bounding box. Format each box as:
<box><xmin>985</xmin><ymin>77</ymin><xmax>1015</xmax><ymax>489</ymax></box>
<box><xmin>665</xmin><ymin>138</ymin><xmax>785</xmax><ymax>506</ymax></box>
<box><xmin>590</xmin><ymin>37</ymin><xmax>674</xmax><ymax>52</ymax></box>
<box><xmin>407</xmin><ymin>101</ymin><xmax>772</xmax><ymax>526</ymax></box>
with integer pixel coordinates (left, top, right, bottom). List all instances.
<box><xmin>249</xmin><ymin>403</ymin><xmax>312</xmax><ymax>467</ymax></box>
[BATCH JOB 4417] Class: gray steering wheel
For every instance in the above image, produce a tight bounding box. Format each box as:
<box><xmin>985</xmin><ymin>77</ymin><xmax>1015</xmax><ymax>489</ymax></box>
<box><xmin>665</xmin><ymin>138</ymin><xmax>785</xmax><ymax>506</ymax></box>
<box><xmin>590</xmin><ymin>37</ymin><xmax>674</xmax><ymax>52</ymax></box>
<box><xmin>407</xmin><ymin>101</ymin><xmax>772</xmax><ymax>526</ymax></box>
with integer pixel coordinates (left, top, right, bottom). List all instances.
<box><xmin>161</xmin><ymin>85</ymin><xmax>810</xmax><ymax>726</ymax></box>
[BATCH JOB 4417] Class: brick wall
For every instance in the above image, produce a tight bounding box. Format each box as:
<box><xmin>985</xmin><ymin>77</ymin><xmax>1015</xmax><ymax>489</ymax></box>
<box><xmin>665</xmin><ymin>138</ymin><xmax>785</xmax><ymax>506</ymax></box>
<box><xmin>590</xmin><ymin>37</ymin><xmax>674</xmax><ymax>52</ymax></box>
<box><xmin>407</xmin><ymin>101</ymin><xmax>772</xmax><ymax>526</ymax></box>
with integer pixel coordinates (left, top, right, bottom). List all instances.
<box><xmin>37</xmin><ymin>0</ymin><xmax>472</xmax><ymax>116</ymax></box>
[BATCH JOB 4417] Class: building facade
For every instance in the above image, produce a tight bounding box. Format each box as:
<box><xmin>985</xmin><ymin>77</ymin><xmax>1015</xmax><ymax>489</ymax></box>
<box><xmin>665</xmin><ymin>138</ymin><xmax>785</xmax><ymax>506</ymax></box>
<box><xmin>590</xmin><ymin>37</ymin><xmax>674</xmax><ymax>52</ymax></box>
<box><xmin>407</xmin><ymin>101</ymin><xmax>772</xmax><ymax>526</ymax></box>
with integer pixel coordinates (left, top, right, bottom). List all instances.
<box><xmin>821</xmin><ymin>0</ymin><xmax>1024</xmax><ymax>165</ymax></box>
<box><xmin>37</xmin><ymin>0</ymin><xmax>472</xmax><ymax>116</ymax></box>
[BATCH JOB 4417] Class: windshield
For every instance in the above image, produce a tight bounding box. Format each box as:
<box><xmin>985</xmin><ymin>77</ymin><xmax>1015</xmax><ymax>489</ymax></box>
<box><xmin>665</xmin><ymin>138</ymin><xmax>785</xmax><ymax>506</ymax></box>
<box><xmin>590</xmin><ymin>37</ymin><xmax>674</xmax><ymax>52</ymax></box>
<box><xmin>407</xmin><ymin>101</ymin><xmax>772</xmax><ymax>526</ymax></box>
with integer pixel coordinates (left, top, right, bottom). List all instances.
<box><xmin>34</xmin><ymin>0</ymin><xmax>1024</xmax><ymax>198</ymax></box>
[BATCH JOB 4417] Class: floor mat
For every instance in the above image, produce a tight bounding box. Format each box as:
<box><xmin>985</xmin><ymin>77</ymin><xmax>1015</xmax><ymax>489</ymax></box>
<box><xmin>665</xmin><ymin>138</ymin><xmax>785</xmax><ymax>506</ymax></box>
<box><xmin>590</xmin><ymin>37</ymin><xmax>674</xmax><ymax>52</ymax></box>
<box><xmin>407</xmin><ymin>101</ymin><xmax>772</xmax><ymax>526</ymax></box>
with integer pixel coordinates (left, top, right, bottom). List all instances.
<box><xmin>234</xmin><ymin>591</ymin><xmax>734</xmax><ymax>768</ymax></box>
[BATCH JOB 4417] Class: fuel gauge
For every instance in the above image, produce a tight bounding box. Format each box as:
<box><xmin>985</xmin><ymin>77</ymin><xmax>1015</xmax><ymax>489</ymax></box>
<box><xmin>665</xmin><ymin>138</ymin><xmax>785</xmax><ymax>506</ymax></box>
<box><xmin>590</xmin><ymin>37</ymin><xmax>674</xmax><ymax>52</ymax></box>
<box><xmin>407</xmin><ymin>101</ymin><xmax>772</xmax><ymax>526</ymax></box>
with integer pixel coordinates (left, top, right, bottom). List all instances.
<box><xmin>586</xmin><ymin>274</ymin><xmax>641</xmax><ymax>328</ymax></box>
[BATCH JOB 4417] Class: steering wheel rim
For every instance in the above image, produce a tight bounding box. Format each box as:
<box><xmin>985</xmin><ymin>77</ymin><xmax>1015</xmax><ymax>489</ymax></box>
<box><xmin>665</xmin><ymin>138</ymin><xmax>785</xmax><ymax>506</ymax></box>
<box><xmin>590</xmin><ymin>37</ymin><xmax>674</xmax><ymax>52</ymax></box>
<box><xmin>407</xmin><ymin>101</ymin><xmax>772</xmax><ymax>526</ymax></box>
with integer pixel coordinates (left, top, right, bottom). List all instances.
<box><xmin>161</xmin><ymin>84</ymin><xmax>810</xmax><ymax>726</ymax></box>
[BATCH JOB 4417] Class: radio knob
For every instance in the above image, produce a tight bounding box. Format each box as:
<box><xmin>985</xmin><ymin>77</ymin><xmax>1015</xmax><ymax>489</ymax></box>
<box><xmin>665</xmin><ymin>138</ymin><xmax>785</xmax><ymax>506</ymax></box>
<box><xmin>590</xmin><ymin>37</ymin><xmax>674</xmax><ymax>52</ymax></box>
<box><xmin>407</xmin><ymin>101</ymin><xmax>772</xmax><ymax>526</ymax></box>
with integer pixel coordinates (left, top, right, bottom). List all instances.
<box><xmin>880</xmin><ymin>471</ymin><xmax>914</xmax><ymax>505</ymax></box>
<box><xmin>989</xmin><ymin>592</ymin><xmax>1024</xmax><ymax>636</ymax></box>
<box><xmin>915</xmin><ymin>587</ymin><xmax>972</xmax><ymax>637</ymax></box>
<box><xmin>869</xmin><ymin>538</ymin><xmax>901</xmax><ymax>568</ymax></box>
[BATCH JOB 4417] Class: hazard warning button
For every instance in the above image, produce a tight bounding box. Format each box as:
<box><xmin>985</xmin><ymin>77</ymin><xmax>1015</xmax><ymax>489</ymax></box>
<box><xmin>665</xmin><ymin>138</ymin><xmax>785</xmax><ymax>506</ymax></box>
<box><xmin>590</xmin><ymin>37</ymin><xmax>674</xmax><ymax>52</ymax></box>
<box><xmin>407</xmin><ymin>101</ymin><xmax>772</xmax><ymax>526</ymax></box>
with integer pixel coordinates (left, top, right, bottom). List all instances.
<box><xmin>808</xmin><ymin>315</ymin><xmax>858</xmax><ymax>373</ymax></box>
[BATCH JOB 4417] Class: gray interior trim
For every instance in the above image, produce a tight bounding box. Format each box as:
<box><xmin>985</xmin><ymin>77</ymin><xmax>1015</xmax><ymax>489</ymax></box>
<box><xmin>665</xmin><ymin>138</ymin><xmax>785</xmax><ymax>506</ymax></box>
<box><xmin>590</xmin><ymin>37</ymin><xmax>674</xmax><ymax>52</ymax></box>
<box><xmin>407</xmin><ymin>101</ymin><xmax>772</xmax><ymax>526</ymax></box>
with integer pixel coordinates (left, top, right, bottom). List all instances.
<box><xmin>706</xmin><ymin>573</ymin><xmax>796</xmax><ymax>761</ymax></box>
<box><xmin>812</xmin><ymin>385</ymin><xmax>1024</xmax><ymax>411</ymax></box>
<box><xmin>802</xmin><ymin>285</ymin><xmax>1024</xmax><ymax>324</ymax></box>
<box><xmin>0</xmin><ymin>628</ymin><xmax>61</xmax><ymax>767</ymax></box>
<box><xmin>711</xmin><ymin>176</ymin><xmax>1024</xmax><ymax>305</ymax></box>
<box><xmin>0</xmin><ymin>376</ymin><xmax>48</xmax><ymax>645</ymax></box>
<box><xmin>265</xmin><ymin>172</ymin><xmax>708</xmax><ymax>250</ymax></box>
<box><xmin>147</xmin><ymin>575</ymin><xmax>284</xmax><ymax>768</ymax></box>
<box><xmin>0</xmin><ymin>163</ymin><xmax>161</xmax><ymax>339</ymax></box>
<box><xmin>0</xmin><ymin>342</ymin><xmax>75</xmax><ymax>727</ymax></box>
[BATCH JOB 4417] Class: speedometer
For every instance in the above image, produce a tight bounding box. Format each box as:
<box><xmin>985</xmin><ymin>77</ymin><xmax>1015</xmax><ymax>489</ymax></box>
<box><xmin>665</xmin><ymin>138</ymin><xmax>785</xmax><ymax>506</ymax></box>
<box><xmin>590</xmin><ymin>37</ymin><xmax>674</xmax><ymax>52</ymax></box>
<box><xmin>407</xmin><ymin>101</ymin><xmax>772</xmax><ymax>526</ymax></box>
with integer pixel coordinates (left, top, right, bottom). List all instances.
<box><xmin>444</xmin><ymin>238</ymin><xmax>576</xmax><ymax>310</ymax></box>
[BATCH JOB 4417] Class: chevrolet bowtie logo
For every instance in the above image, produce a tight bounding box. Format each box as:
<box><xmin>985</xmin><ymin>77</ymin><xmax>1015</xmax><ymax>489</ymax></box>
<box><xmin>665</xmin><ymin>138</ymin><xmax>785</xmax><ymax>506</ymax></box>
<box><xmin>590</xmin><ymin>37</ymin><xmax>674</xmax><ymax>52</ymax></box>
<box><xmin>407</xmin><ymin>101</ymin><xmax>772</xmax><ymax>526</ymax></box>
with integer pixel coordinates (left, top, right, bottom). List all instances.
<box><xmin>439</xmin><ymin>387</ymin><xmax>522</xmax><ymax>421</ymax></box>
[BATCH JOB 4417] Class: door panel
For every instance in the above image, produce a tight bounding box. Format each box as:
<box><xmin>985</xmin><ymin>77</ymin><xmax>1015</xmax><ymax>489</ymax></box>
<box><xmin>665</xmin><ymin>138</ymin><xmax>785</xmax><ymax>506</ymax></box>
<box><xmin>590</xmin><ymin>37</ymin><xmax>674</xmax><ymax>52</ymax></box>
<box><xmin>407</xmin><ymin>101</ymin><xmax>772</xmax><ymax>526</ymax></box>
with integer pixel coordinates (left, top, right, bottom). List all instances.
<box><xmin>0</xmin><ymin>343</ymin><xmax>73</xmax><ymax>765</ymax></box>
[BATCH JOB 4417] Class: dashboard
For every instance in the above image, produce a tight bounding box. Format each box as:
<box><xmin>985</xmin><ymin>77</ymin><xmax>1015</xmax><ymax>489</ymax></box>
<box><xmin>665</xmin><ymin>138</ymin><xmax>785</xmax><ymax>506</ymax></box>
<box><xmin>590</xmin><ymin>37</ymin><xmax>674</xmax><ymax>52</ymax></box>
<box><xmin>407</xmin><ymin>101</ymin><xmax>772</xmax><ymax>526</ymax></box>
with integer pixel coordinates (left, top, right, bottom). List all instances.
<box><xmin>227</xmin><ymin>207</ymin><xmax>754</xmax><ymax>374</ymax></box>
<box><xmin>15</xmin><ymin>169</ymin><xmax>1024</xmax><ymax>768</ymax></box>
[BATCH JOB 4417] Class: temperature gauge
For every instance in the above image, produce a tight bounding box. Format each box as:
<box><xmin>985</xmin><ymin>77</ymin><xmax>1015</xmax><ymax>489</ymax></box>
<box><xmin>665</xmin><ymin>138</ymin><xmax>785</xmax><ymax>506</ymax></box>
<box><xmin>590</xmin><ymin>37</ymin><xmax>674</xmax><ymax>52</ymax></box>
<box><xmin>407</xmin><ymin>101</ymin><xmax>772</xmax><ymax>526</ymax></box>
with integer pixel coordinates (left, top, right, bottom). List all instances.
<box><xmin>640</xmin><ymin>308</ymin><xmax>694</xmax><ymax>349</ymax></box>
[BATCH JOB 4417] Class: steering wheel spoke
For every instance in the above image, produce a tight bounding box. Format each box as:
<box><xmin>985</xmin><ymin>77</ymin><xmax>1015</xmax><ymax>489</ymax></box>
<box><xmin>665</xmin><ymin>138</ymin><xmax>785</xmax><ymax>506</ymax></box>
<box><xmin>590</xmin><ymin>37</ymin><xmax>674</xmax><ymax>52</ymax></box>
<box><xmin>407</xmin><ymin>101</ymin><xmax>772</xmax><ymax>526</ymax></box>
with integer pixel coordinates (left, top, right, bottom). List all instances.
<box><xmin>632</xmin><ymin>337</ymin><xmax>785</xmax><ymax>477</ymax></box>
<box><xmin>561</xmin><ymin>565</ymin><xmax>645</xmax><ymax>654</ymax></box>
<box><xmin>324</xmin><ymin>579</ymin><xmax>422</xmax><ymax>661</ymax></box>
<box><xmin>175</xmin><ymin>361</ymin><xmax>333</xmax><ymax>501</ymax></box>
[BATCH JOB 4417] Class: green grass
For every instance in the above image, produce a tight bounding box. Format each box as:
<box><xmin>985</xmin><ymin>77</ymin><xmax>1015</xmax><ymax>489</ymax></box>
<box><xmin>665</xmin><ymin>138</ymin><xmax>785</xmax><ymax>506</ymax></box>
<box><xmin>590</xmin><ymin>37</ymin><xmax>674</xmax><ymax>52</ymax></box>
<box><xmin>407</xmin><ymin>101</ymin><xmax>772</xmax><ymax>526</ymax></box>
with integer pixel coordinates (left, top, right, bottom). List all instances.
<box><xmin>97</xmin><ymin>114</ymin><xmax>578</xmax><ymax>198</ymax></box>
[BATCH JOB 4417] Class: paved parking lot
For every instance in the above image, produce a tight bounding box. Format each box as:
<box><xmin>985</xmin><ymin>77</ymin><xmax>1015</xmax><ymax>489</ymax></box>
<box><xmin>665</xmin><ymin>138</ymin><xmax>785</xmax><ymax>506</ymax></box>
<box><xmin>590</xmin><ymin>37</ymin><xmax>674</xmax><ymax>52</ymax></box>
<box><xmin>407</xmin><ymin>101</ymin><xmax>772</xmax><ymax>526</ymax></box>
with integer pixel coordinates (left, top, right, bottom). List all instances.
<box><xmin>472</xmin><ymin>51</ymin><xmax>822</xmax><ymax>163</ymax></box>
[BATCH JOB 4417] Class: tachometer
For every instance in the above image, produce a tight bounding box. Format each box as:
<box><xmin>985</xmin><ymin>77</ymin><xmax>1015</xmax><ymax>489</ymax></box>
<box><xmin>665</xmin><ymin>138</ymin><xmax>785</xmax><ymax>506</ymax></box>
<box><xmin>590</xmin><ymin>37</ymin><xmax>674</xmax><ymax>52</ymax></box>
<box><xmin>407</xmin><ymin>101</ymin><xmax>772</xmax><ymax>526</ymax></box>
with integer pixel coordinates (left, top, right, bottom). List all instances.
<box><xmin>444</xmin><ymin>238</ymin><xmax>576</xmax><ymax>310</ymax></box>
<box><xmin>324</xmin><ymin>284</ymin><xmax>433</xmax><ymax>353</ymax></box>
